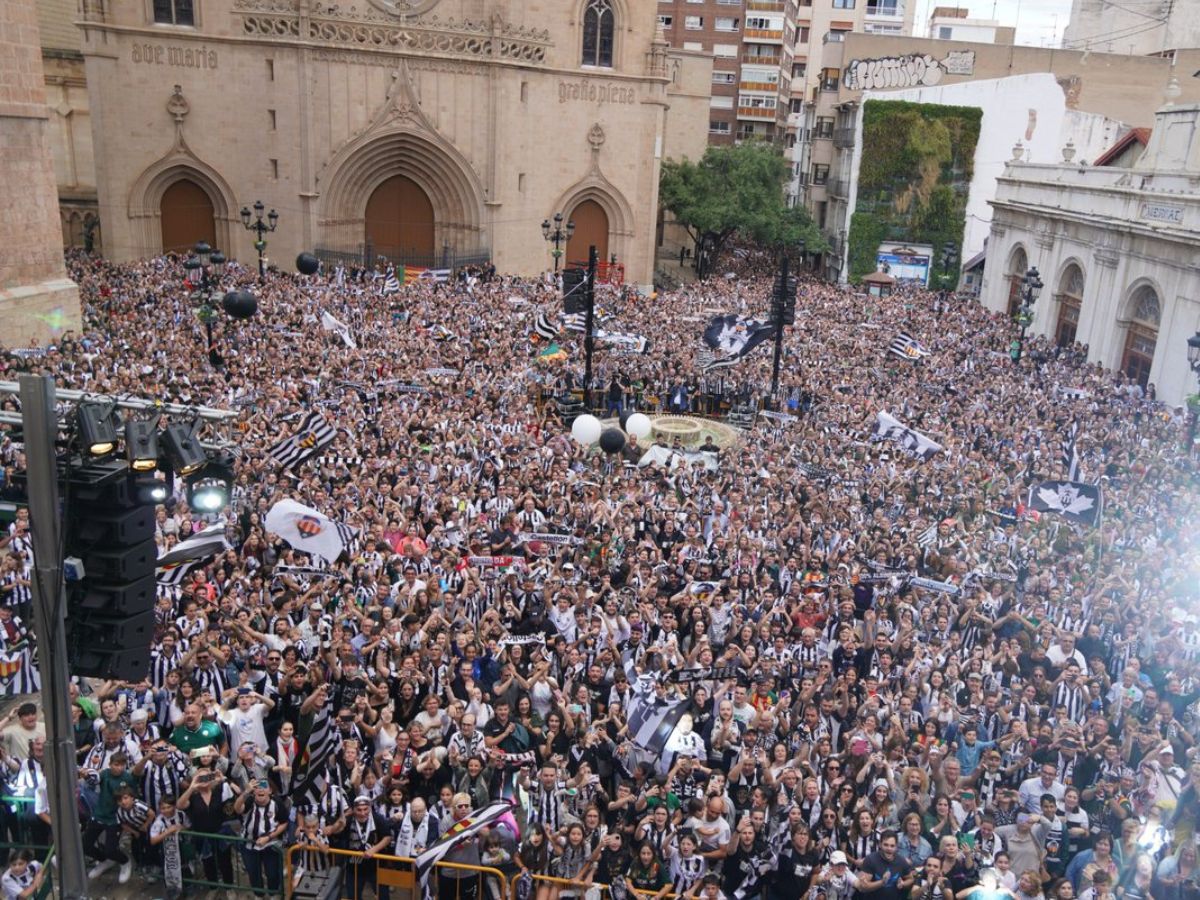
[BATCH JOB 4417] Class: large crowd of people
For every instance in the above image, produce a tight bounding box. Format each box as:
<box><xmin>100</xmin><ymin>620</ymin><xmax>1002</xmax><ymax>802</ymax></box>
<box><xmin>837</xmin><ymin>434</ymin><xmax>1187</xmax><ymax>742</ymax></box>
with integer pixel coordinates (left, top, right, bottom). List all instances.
<box><xmin>0</xmin><ymin>246</ymin><xmax>1197</xmax><ymax>900</ymax></box>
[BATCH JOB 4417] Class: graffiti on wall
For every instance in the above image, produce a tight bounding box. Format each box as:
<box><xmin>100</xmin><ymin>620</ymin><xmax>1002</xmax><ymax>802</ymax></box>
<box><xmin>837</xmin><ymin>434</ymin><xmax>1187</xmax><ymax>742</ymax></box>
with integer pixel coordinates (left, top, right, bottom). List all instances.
<box><xmin>843</xmin><ymin>50</ymin><xmax>975</xmax><ymax>91</ymax></box>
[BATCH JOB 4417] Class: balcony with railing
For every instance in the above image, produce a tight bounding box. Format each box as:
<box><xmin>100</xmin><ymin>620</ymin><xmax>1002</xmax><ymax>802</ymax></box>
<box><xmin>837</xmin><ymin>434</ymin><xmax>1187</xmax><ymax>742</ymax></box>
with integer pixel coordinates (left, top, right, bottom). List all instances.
<box><xmin>744</xmin><ymin>28</ymin><xmax>785</xmax><ymax>42</ymax></box>
<box><xmin>833</xmin><ymin>126</ymin><xmax>855</xmax><ymax>148</ymax></box>
<box><xmin>737</xmin><ymin>105</ymin><xmax>779</xmax><ymax>121</ymax></box>
<box><xmin>747</xmin><ymin>0</ymin><xmax>786</xmax><ymax>9</ymax></box>
<box><xmin>740</xmin><ymin>80</ymin><xmax>781</xmax><ymax>92</ymax></box>
<box><xmin>743</xmin><ymin>54</ymin><xmax>782</xmax><ymax>66</ymax></box>
<box><xmin>827</xmin><ymin>177</ymin><xmax>848</xmax><ymax>197</ymax></box>
<box><xmin>866</xmin><ymin>3</ymin><xmax>903</xmax><ymax>15</ymax></box>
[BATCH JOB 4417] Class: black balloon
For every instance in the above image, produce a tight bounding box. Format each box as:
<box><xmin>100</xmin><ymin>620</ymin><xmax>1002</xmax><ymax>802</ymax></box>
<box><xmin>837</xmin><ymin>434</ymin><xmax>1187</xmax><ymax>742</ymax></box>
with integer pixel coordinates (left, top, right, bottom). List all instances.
<box><xmin>222</xmin><ymin>289</ymin><xmax>258</xmax><ymax>320</ymax></box>
<box><xmin>296</xmin><ymin>252</ymin><xmax>321</xmax><ymax>275</ymax></box>
<box><xmin>599</xmin><ymin>428</ymin><xmax>626</xmax><ymax>455</ymax></box>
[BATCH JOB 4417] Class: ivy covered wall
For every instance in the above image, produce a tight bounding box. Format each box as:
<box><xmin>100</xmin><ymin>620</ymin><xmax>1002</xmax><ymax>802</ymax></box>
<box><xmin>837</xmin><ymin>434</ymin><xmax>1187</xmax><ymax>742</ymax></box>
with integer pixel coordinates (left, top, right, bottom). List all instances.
<box><xmin>848</xmin><ymin>100</ymin><xmax>982</xmax><ymax>283</ymax></box>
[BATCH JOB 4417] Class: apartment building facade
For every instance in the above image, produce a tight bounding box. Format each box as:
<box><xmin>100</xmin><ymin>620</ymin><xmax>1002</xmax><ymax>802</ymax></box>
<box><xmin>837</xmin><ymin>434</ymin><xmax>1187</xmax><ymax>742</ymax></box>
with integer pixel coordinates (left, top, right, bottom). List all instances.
<box><xmin>657</xmin><ymin>0</ymin><xmax>800</xmax><ymax>144</ymax></box>
<box><xmin>785</xmin><ymin>0</ymin><xmax>915</xmax><ymax>223</ymax></box>
<box><xmin>804</xmin><ymin>33</ymin><xmax>1200</xmax><ymax>282</ymax></box>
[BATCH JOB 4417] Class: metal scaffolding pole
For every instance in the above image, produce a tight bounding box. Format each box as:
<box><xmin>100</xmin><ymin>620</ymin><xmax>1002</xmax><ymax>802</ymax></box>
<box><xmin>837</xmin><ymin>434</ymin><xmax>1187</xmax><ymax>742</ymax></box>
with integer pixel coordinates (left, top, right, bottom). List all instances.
<box><xmin>19</xmin><ymin>374</ymin><xmax>89</xmax><ymax>899</ymax></box>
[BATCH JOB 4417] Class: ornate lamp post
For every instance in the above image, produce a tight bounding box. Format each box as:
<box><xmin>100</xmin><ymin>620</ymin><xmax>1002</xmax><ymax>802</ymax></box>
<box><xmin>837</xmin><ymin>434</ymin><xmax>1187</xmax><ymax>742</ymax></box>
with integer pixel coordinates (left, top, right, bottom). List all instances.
<box><xmin>183</xmin><ymin>241</ymin><xmax>257</xmax><ymax>367</ymax></box>
<box><xmin>184</xmin><ymin>241</ymin><xmax>225</xmax><ymax>364</ymax></box>
<box><xmin>1010</xmin><ymin>266</ymin><xmax>1043</xmax><ymax>364</ymax></box>
<box><xmin>1185</xmin><ymin>331</ymin><xmax>1200</xmax><ymax>453</ymax></box>
<box><xmin>240</xmin><ymin>200</ymin><xmax>279</xmax><ymax>278</ymax></box>
<box><xmin>541</xmin><ymin>212</ymin><xmax>575</xmax><ymax>274</ymax></box>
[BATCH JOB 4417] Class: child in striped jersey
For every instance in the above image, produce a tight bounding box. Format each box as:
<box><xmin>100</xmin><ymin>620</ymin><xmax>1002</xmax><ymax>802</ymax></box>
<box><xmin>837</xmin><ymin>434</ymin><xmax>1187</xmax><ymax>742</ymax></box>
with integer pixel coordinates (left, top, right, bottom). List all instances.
<box><xmin>1</xmin><ymin>850</ymin><xmax>43</xmax><ymax>900</ymax></box>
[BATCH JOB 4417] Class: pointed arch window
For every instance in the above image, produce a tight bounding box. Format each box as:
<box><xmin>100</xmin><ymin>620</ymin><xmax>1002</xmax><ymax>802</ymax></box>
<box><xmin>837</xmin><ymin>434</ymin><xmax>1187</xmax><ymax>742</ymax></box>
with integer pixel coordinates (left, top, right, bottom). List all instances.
<box><xmin>582</xmin><ymin>0</ymin><xmax>615</xmax><ymax>68</ymax></box>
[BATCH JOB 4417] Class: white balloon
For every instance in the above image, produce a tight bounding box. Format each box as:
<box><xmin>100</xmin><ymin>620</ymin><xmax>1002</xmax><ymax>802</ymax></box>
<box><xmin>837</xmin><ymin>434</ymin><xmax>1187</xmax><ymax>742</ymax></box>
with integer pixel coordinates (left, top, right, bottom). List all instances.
<box><xmin>625</xmin><ymin>412</ymin><xmax>652</xmax><ymax>439</ymax></box>
<box><xmin>571</xmin><ymin>414</ymin><xmax>602</xmax><ymax>445</ymax></box>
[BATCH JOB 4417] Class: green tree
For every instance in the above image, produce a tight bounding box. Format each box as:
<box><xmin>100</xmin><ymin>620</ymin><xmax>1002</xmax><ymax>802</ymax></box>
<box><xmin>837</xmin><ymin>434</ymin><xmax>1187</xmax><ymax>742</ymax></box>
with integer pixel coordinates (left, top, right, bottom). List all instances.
<box><xmin>659</xmin><ymin>142</ymin><xmax>825</xmax><ymax>278</ymax></box>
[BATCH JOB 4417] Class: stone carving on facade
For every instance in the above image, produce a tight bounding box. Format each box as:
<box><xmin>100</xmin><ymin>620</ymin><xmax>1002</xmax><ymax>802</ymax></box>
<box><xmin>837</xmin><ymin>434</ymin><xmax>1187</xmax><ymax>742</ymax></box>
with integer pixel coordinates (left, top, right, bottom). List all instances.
<box><xmin>235</xmin><ymin>1</ymin><xmax>550</xmax><ymax>64</ymax></box>
<box><xmin>166</xmin><ymin>84</ymin><xmax>190</xmax><ymax>124</ymax></box>
<box><xmin>365</xmin><ymin>0</ymin><xmax>442</xmax><ymax>17</ymax></box>
<box><xmin>371</xmin><ymin>58</ymin><xmax>434</xmax><ymax>132</ymax></box>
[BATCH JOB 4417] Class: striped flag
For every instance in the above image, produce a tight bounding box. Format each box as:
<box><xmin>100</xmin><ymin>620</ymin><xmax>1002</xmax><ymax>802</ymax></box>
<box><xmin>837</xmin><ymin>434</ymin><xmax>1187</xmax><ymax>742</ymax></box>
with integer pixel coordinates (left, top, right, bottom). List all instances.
<box><xmin>334</xmin><ymin>265</ymin><xmax>345</xmax><ymax>288</ymax></box>
<box><xmin>533</xmin><ymin>311</ymin><xmax>559</xmax><ymax>341</ymax></box>
<box><xmin>381</xmin><ymin>269</ymin><xmax>401</xmax><ymax>295</ymax></box>
<box><xmin>1062</xmin><ymin>420</ymin><xmax>1080</xmax><ymax>481</ymax></box>
<box><xmin>407</xmin><ymin>267</ymin><xmax>451</xmax><ymax>284</ymax></box>
<box><xmin>414</xmin><ymin>801</ymin><xmax>513</xmax><ymax>885</ymax></box>
<box><xmin>267</xmin><ymin>411</ymin><xmax>337</xmax><ymax>469</ymax></box>
<box><xmin>290</xmin><ymin>697</ymin><xmax>334</xmax><ymax>808</ymax></box>
<box><xmin>627</xmin><ymin>693</ymin><xmax>689</xmax><ymax>755</ymax></box>
<box><xmin>563</xmin><ymin>312</ymin><xmax>587</xmax><ymax>334</ymax></box>
<box><xmin>916</xmin><ymin>523</ymin><xmax>939</xmax><ymax>549</ymax></box>
<box><xmin>156</xmin><ymin>522</ymin><xmax>230</xmax><ymax>585</ymax></box>
<box><xmin>335</xmin><ymin>520</ymin><xmax>362</xmax><ymax>558</ymax></box>
<box><xmin>888</xmin><ymin>332</ymin><xmax>931</xmax><ymax>361</ymax></box>
<box><xmin>696</xmin><ymin>348</ymin><xmax>739</xmax><ymax>372</ymax></box>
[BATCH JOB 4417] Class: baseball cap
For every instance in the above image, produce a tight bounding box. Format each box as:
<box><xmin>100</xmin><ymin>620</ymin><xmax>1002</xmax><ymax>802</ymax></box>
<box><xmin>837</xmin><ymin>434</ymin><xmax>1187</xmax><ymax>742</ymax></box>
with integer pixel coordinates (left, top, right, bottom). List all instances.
<box><xmin>830</xmin><ymin>851</ymin><xmax>848</xmax><ymax>865</ymax></box>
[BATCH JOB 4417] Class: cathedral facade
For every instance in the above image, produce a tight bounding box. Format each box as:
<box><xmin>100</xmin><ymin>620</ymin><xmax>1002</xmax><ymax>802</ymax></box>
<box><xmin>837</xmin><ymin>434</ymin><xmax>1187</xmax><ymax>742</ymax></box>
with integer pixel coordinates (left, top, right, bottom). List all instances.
<box><xmin>78</xmin><ymin>0</ymin><xmax>711</xmax><ymax>283</ymax></box>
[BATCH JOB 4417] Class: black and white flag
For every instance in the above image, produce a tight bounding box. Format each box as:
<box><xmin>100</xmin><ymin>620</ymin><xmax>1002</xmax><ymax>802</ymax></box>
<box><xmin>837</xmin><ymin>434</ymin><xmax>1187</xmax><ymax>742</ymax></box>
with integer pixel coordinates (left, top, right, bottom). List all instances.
<box><xmin>290</xmin><ymin>700</ymin><xmax>334</xmax><ymax>808</ymax></box>
<box><xmin>563</xmin><ymin>312</ymin><xmax>587</xmax><ymax>334</ymax></box>
<box><xmin>870</xmin><ymin>411</ymin><xmax>943</xmax><ymax>461</ymax></box>
<box><xmin>696</xmin><ymin>347</ymin><xmax>740</xmax><ymax>372</ymax></box>
<box><xmin>156</xmin><ymin>522</ymin><xmax>231</xmax><ymax>586</ymax></box>
<box><xmin>268</xmin><ymin>410</ymin><xmax>337</xmax><ymax>469</ymax></box>
<box><xmin>1029</xmin><ymin>480</ymin><xmax>1102</xmax><ymax>527</ymax></box>
<box><xmin>534</xmin><ymin>311</ymin><xmax>559</xmax><ymax>340</ymax></box>
<box><xmin>1062</xmin><ymin>421</ymin><xmax>1080</xmax><ymax>482</ymax></box>
<box><xmin>414</xmin><ymin>801</ymin><xmax>513</xmax><ymax>886</ymax></box>
<box><xmin>381</xmin><ymin>269</ymin><xmax>401</xmax><ymax>295</ymax></box>
<box><xmin>702</xmin><ymin>314</ymin><xmax>775</xmax><ymax>362</ymax></box>
<box><xmin>916</xmin><ymin>523</ymin><xmax>939</xmax><ymax>549</ymax></box>
<box><xmin>888</xmin><ymin>331</ymin><xmax>931</xmax><ymax>361</ymax></box>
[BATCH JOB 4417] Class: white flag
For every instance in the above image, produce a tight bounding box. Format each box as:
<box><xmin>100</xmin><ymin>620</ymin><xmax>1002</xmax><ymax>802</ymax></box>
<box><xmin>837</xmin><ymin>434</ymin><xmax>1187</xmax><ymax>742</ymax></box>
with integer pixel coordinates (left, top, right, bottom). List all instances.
<box><xmin>870</xmin><ymin>411</ymin><xmax>943</xmax><ymax>461</ymax></box>
<box><xmin>320</xmin><ymin>310</ymin><xmax>356</xmax><ymax>349</ymax></box>
<box><xmin>265</xmin><ymin>499</ymin><xmax>349</xmax><ymax>564</ymax></box>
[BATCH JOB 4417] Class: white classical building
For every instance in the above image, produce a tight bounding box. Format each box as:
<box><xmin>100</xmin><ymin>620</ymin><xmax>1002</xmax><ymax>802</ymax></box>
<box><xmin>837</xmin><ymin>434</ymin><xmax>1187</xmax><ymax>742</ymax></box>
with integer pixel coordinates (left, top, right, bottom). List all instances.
<box><xmin>980</xmin><ymin>85</ymin><xmax>1200</xmax><ymax>407</ymax></box>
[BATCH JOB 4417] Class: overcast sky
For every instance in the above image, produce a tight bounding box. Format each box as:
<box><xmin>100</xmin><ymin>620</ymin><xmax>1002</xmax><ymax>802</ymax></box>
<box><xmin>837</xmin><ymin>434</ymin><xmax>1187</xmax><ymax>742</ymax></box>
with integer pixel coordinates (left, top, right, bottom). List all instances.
<box><xmin>912</xmin><ymin>0</ymin><xmax>1075</xmax><ymax>46</ymax></box>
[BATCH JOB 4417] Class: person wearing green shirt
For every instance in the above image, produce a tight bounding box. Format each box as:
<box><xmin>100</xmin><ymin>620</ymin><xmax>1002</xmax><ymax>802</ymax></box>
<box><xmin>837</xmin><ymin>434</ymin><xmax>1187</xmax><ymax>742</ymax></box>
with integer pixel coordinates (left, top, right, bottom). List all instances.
<box><xmin>84</xmin><ymin>753</ymin><xmax>137</xmax><ymax>882</ymax></box>
<box><xmin>170</xmin><ymin>703</ymin><xmax>226</xmax><ymax>756</ymax></box>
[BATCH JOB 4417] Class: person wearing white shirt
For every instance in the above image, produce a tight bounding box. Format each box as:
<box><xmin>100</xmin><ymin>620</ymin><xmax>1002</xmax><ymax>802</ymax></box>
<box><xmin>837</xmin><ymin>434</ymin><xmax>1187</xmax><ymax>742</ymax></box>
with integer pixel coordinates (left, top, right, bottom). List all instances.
<box><xmin>218</xmin><ymin>688</ymin><xmax>273</xmax><ymax>754</ymax></box>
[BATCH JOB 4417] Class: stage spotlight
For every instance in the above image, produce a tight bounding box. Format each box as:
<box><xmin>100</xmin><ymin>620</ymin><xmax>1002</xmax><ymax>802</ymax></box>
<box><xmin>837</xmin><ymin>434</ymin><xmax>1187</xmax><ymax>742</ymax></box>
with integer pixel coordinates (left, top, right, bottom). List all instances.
<box><xmin>125</xmin><ymin>413</ymin><xmax>161</xmax><ymax>472</ymax></box>
<box><xmin>161</xmin><ymin>419</ymin><xmax>206</xmax><ymax>476</ymax></box>
<box><xmin>133</xmin><ymin>473</ymin><xmax>169</xmax><ymax>505</ymax></box>
<box><xmin>188</xmin><ymin>477</ymin><xmax>228</xmax><ymax>512</ymax></box>
<box><xmin>186</xmin><ymin>450</ymin><xmax>235</xmax><ymax>513</ymax></box>
<box><xmin>76</xmin><ymin>400</ymin><xmax>118</xmax><ymax>457</ymax></box>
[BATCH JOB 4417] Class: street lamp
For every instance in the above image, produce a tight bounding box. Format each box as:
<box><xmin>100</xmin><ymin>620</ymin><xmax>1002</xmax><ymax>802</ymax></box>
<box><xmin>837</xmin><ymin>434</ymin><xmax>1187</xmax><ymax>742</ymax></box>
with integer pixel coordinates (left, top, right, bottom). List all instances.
<box><xmin>184</xmin><ymin>241</ymin><xmax>226</xmax><ymax>365</ymax></box>
<box><xmin>184</xmin><ymin>241</ymin><xmax>257</xmax><ymax>367</ymax></box>
<box><xmin>939</xmin><ymin>241</ymin><xmax>959</xmax><ymax>291</ymax></box>
<box><xmin>541</xmin><ymin>212</ymin><xmax>575</xmax><ymax>274</ymax></box>
<box><xmin>1185</xmin><ymin>331</ymin><xmax>1200</xmax><ymax>452</ymax></box>
<box><xmin>1010</xmin><ymin>266</ymin><xmax>1042</xmax><ymax>364</ymax></box>
<box><xmin>240</xmin><ymin>200</ymin><xmax>279</xmax><ymax>278</ymax></box>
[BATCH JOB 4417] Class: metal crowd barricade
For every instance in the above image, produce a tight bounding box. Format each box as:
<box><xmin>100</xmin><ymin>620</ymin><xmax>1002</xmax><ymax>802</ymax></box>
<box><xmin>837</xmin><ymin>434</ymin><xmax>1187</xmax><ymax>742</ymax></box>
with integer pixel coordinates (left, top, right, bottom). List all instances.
<box><xmin>283</xmin><ymin>844</ymin><xmax>509</xmax><ymax>900</ymax></box>
<box><xmin>511</xmin><ymin>873</ymin><xmax>679</xmax><ymax>900</ymax></box>
<box><xmin>177</xmin><ymin>827</ymin><xmax>286</xmax><ymax>897</ymax></box>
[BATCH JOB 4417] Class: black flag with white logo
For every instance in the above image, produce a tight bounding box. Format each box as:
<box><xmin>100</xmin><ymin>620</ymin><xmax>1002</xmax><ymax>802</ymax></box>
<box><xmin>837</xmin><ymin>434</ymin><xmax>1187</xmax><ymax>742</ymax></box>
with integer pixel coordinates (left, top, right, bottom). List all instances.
<box><xmin>1028</xmin><ymin>480</ymin><xmax>1102</xmax><ymax>527</ymax></box>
